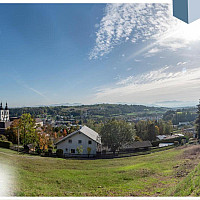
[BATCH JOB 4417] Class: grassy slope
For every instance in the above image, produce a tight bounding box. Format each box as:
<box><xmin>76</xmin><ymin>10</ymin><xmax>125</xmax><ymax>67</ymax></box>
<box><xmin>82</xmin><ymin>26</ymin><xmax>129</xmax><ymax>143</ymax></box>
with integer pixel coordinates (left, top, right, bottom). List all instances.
<box><xmin>167</xmin><ymin>163</ymin><xmax>200</xmax><ymax>196</ymax></box>
<box><xmin>0</xmin><ymin>147</ymin><xmax>196</xmax><ymax>197</ymax></box>
<box><xmin>167</xmin><ymin>145</ymin><xmax>200</xmax><ymax>197</ymax></box>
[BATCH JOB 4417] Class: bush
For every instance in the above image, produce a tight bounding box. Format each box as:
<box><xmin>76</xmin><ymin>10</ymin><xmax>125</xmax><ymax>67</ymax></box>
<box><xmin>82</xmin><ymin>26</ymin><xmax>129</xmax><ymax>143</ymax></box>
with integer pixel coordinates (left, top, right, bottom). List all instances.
<box><xmin>174</xmin><ymin>141</ymin><xmax>179</xmax><ymax>146</ymax></box>
<box><xmin>56</xmin><ymin>149</ymin><xmax>64</xmax><ymax>158</ymax></box>
<box><xmin>0</xmin><ymin>134</ymin><xmax>7</xmax><ymax>141</ymax></box>
<box><xmin>0</xmin><ymin>140</ymin><xmax>13</xmax><ymax>149</ymax></box>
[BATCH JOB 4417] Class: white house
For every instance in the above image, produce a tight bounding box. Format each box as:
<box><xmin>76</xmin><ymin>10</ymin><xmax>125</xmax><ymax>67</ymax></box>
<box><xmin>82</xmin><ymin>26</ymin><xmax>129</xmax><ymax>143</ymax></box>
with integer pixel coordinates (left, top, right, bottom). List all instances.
<box><xmin>55</xmin><ymin>125</ymin><xmax>101</xmax><ymax>156</ymax></box>
<box><xmin>35</xmin><ymin>118</ymin><xmax>44</xmax><ymax>127</ymax></box>
<box><xmin>179</xmin><ymin>122</ymin><xmax>190</xmax><ymax>126</ymax></box>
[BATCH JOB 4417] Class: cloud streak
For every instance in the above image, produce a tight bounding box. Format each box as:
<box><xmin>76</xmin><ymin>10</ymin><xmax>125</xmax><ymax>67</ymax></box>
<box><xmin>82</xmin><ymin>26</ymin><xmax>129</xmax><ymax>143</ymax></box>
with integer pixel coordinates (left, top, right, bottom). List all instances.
<box><xmin>92</xmin><ymin>65</ymin><xmax>200</xmax><ymax>104</ymax></box>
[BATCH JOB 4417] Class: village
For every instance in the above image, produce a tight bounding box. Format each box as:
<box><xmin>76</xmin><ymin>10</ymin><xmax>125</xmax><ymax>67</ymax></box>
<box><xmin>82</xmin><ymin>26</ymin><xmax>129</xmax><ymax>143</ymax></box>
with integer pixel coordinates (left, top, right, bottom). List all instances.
<box><xmin>0</xmin><ymin>102</ymin><xmax>198</xmax><ymax>159</ymax></box>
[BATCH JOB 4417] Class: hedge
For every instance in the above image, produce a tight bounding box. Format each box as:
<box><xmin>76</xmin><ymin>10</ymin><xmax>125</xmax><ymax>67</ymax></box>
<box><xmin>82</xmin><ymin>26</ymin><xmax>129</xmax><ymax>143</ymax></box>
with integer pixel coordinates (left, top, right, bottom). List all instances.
<box><xmin>0</xmin><ymin>140</ymin><xmax>13</xmax><ymax>149</ymax></box>
<box><xmin>56</xmin><ymin>149</ymin><xmax>64</xmax><ymax>158</ymax></box>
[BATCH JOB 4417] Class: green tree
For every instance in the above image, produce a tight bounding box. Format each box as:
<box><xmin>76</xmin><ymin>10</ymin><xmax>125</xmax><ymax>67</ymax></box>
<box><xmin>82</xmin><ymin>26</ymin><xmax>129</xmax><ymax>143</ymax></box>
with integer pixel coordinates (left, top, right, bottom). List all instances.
<box><xmin>135</xmin><ymin>120</ymin><xmax>148</xmax><ymax>141</ymax></box>
<box><xmin>147</xmin><ymin>123</ymin><xmax>156</xmax><ymax>141</ymax></box>
<box><xmin>164</xmin><ymin>121</ymin><xmax>173</xmax><ymax>135</ymax></box>
<box><xmin>18</xmin><ymin>113</ymin><xmax>38</xmax><ymax>148</ymax></box>
<box><xmin>100</xmin><ymin>119</ymin><xmax>136</xmax><ymax>154</ymax></box>
<box><xmin>76</xmin><ymin>145</ymin><xmax>84</xmax><ymax>154</ymax></box>
<box><xmin>87</xmin><ymin>147</ymin><xmax>91</xmax><ymax>157</ymax></box>
<box><xmin>5</xmin><ymin>119</ymin><xmax>20</xmax><ymax>144</ymax></box>
<box><xmin>85</xmin><ymin>119</ymin><xmax>103</xmax><ymax>133</ymax></box>
<box><xmin>196</xmin><ymin>100</ymin><xmax>200</xmax><ymax>140</ymax></box>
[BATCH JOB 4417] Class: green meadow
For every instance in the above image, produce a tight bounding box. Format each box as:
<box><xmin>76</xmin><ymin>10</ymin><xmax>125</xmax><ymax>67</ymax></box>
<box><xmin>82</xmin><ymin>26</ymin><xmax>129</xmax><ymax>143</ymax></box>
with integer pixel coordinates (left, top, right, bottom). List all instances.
<box><xmin>0</xmin><ymin>146</ymin><xmax>199</xmax><ymax>197</ymax></box>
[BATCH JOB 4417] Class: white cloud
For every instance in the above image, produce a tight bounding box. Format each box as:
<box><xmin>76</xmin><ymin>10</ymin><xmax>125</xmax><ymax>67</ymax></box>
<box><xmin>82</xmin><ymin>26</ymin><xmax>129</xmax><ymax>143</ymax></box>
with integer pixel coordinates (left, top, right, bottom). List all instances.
<box><xmin>89</xmin><ymin>3</ymin><xmax>200</xmax><ymax>60</ymax></box>
<box><xmin>134</xmin><ymin>59</ymin><xmax>141</xmax><ymax>62</ymax></box>
<box><xmin>126</xmin><ymin>67</ymin><xmax>133</xmax><ymax>71</ymax></box>
<box><xmin>92</xmin><ymin>65</ymin><xmax>200</xmax><ymax>104</ymax></box>
<box><xmin>147</xmin><ymin>48</ymin><xmax>161</xmax><ymax>54</ymax></box>
<box><xmin>177</xmin><ymin>61</ymin><xmax>187</xmax><ymax>66</ymax></box>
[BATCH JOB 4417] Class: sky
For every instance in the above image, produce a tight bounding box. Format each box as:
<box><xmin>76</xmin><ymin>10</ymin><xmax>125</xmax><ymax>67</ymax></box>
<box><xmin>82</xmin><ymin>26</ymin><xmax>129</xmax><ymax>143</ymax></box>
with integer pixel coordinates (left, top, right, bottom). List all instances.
<box><xmin>0</xmin><ymin>3</ymin><xmax>200</xmax><ymax>108</ymax></box>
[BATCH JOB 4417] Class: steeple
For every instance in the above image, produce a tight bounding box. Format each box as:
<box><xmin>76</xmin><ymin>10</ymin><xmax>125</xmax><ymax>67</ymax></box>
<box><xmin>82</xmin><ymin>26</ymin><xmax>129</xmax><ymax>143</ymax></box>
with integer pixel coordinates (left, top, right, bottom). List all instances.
<box><xmin>5</xmin><ymin>102</ymin><xmax>8</xmax><ymax>110</ymax></box>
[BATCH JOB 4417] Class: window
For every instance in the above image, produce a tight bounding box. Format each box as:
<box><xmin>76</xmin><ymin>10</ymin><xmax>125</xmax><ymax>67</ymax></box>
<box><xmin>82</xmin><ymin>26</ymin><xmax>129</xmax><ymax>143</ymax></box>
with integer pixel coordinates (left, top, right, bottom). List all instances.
<box><xmin>78</xmin><ymin>140</ymin><xmax>82</xmax><ymax>144</ymax></box>
<box><xmin>71</xmin><ymin>149</ymin><xmax>75</xmax><ymax>153</ymax></box>
<box><xmin>88</xmin><ymin>140</ymin><xmax>92</xmax><ymax>145</ymax></box>
<box><xmin>65</xmin><ymin>148</ymin><xmax>68</xmax><ymax>152</ymax></box>
<box><xmin>68</xmin><ymin>139</ymin><xmax>72</xmax><ymax>143</ymax></box>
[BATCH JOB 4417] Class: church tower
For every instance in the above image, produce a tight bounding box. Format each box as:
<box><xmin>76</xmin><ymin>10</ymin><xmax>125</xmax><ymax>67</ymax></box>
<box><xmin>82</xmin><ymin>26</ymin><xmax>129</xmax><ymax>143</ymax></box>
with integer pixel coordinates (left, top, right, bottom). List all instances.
<box><xmin>0</xmin><ymin>102</ymin><xmax>9</xmax><ymax>122</ymax></box>
<box><xmin>4</xmin><ymin>102</ymin><xmax>9</xmax><ymax>122</ymax></box>
<box><xmin>0</xmin><ymin>102</ymin><xmax>4</xmax><ymax>122</ymax></box>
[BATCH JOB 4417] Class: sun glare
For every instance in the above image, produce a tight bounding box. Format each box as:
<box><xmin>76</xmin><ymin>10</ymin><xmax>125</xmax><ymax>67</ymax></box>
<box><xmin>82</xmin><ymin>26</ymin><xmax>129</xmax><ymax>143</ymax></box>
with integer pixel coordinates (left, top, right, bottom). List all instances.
<box><xmin>0</xmin><ymin>164</ymin><xmax>13</xmax><ymax>196</ymax></box>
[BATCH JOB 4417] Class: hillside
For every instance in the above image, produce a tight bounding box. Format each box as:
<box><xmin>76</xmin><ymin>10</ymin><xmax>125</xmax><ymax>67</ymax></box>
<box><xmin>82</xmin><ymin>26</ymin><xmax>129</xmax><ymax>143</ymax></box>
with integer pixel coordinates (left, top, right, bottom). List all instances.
<box><xmin>9</xmin><ymin>104</ymin><xmax>169</xmax><ymax>120</ymax></box>
<box><xmin>167</xmin><ymin>145</ymin><xmax>200</xmax><ymax>196</ymax></box>
<box><xmin>1</xmin><ymin>145</ymin><xmax>200</xmax><ymax>196</ymax></box>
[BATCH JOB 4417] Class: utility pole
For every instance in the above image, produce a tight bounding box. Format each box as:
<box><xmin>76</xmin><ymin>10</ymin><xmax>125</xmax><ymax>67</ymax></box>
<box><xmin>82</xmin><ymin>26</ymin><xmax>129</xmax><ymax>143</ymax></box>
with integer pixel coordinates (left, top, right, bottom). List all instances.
<box><xmin>196</xmin><ymin>99</ymin><xmax>200</xmax><ymax>142</ymax></box>
<box><xmin>18</xmin><ymin>128</ymin><xmax>19</xmax><ymax>153</ymax></box>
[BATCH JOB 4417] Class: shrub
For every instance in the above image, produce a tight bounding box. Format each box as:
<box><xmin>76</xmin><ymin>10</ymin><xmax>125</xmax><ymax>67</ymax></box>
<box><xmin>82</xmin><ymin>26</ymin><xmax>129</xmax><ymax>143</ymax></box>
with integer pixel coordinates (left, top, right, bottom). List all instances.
<box><xmin>0</xmin><ymin>140</ymin><xmax>13</xmax><ymax>149</ymax></box>
<box><xmin>76</xmin><ymin>145</ymin><xmax>83</xmax><ymax>154</ymax></box>
<box><xmin>35</xmin><ymin>146</ymin><xmax>42</xmax><ymax>155</ymax></box>
<box><xmin>174</xmin><ymin>141</ymin><xmax>179</xmax><ymax>146</ymax></box>
<box><xmin>56</xmin><ymin>149</ymin><xmax>63</xmax><ymax>158</ymax></box>
<box><xmin>0</xmin><ymin>134</ymin><xmax>7</xmax><ymax>141</ymax></box>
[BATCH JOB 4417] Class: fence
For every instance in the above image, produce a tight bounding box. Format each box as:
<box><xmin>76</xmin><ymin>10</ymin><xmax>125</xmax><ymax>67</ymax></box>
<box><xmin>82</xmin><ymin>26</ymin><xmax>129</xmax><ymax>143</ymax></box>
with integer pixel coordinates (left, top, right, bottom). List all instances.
<box><xmin>95</xmin><ymin>145</ymin><xmax>175</xmax><ymax>159</ymax></box>
<box><xmin>9</xmin><ymin>143</ymin><xmax>176</xmax><ymax>159</ymax></box>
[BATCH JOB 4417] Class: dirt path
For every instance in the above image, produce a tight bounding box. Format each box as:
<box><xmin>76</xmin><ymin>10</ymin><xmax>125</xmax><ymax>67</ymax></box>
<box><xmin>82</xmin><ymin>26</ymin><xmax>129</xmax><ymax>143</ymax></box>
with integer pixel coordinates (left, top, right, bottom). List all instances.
<box><xmin>0</xmin><ymin>150</ymin><xmax>44</xmax><ymax>159</ymax></box>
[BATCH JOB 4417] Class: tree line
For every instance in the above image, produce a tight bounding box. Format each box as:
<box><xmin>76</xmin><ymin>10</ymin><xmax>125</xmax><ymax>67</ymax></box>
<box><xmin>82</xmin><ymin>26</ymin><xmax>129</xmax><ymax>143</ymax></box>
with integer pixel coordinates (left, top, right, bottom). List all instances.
<box><xmin>3</xmin><ymin>113</ymin><xmax>174</xmax><ymax>155</ymax></box>
<box><xmin>163</xmin><ymin>109</ymin><xmax>197</xmax><ymax>125</ymax></box>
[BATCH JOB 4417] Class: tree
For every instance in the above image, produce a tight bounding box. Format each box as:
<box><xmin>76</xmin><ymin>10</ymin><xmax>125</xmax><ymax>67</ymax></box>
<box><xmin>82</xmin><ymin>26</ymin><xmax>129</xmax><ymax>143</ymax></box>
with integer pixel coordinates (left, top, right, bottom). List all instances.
<box><xmin>5</xmin><ymin>119</ymin><xmax>20</xmax><ymax>144</ymax></box>
<box><xmin>135</xmin><ymin>120</ymin><xmax>148</xmax><ymax>141</ymax></box>
<box><xmin>18</xmin><ymin>113</ymin><xmax>38</xmax><ymax>148</ymax></box>
<box><xmin>196</xmin><ymin>100</ymin><xmax>200</xmax><ymax>140</ymax></box>
<box><xmin>164</xmin><ymin>121</ymin><xmax>173</xmax><ymax>135</ymax></box>
<box><xmin>100</xmin><ymin>119</ymin><xmax>136</xmax><ymax>154</ymax></box>
<box><xmin>155</xmin><ymin>125</ymin><xmax>159</xmax><ymax>136</ymax></box>
<box><xmin>76</xmin><ymin>145</ymin><xmax>84</xmax><ymax>154</ymax></box>
<box><xmin>147</xmin><ymin>123</ymin><xmax>156</xmax><ymax>141</ymax></box>
<box><xmin>38</xmin><ymin>132</ymin><xmax>49</xmax><ymax>152</ymax></box>
<box><xmin>85</xmin><ymin>119</ymin><xmax>103</xmax><ymax>133</ymax></box>
<box><xmin>87</xmin><ymin>147</ymin><xmax>91</xmax><ymax>157</ymax></box>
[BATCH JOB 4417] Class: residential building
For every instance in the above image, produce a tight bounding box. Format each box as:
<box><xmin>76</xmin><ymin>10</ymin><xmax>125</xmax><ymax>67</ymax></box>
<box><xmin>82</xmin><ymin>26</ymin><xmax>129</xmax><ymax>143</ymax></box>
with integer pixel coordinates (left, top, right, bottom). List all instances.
<box><xmin>55</xmin><ymin>125</ymin><xmax>101</xmax><ymax>156</ymax></box>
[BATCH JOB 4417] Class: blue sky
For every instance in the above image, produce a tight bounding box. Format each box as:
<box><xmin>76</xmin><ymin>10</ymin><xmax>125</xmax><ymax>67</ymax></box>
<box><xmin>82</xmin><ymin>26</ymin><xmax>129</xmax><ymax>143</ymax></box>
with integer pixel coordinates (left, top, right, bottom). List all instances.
<box><xmin>0</xmin><ymin>3</ymin><xmax>200</xmax><ymax>108</ymax></box>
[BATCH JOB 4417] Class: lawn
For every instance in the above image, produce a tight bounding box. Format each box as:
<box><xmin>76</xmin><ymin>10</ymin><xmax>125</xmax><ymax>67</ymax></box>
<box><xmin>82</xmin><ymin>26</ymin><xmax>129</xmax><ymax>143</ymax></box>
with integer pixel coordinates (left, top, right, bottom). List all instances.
<box><xmin>0</xmin><ymin>145</ymin><xmax>199</xmax><ymax>197</ymax></box>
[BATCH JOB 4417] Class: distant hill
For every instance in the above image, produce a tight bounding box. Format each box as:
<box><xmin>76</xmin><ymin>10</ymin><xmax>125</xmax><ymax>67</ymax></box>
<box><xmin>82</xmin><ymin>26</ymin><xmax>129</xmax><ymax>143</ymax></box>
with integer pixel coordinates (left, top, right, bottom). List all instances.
<box><xmin>9</xmin><ymin>104</ymin><xmax>170</xmax><ymax>120</ymax></box>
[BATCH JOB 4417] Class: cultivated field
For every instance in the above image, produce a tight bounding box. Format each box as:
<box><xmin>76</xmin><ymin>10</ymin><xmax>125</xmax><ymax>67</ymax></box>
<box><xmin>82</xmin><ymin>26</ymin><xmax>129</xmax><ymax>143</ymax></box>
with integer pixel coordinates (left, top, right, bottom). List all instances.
<box><xmin>0</xmin><ymin>145</ymin><xmax>200</xmax><ymax>197</ymax></box>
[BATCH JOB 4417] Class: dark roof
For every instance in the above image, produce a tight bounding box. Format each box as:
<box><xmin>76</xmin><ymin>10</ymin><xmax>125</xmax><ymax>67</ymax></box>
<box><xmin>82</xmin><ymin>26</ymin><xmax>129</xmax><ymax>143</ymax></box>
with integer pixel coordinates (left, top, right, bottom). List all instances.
<box><xmin>35</xmin><ymin>118</ymin><xmax>43</xmax><ymax>123</ymax></box>
<box><xmin>5</xmin><ymin>103</ymin><xmax>8</xmax><ymax>110</ymax></box>
<box><xmin>121</xmin><ymin>141</ymin><xmax>152</xmax><ymax>150</ymax></box>
<box><xmin>0</xmin><ymin>121</ymin><xmax>12</xmax><ymax>129</ymax></box>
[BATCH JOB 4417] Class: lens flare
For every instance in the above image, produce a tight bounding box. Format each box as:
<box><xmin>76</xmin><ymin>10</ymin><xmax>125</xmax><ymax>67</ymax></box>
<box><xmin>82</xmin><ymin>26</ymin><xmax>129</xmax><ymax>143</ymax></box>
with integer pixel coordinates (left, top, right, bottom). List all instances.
<box><xmin>0</xmin><ymin>164</ymin><xmax>14</xmax><ymax>196</ymax></box>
